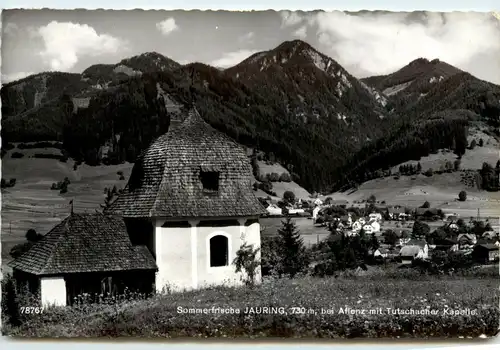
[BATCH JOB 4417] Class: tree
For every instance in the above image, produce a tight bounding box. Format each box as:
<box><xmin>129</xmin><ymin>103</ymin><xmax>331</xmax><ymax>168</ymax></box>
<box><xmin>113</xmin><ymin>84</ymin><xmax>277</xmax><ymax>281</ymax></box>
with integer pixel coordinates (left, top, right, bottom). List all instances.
<box><xmin>469</xmin><ymin>139</ymin><xmax>477</xmax><ymax>149</ymax></box>
<box><xmin>1</xmin><ymin>275</ymin><xmax>21</xmax><ymax>327</ymax></box>
<box><xmin>417</xmin><ymin>162</ymin><xmax>422</xmax><ymax>173</ymax></box>
<box><xmin>412</xmin><ymin>220</ymin><xmax>430</xmax><ymax>238</ymax></box>
<box><xmin>279</xmin><ymin>172</ymin><xmax>291</xmax><ymax>182</ymax></box>
<box><xmin>458</xmin><ymin>190</ymin><xmax>467</xmax><ymax>201</ymax></box>
<box><xmin>421</xmin><ymin>201</ymin><xmax>430</xmax><ymax>209</ymax></box>
<box><xmin>233</xmin><ymin>243</ymin><xmax>261</xmax><ymax>287</ymax></box>
<box><xmin>478</xmin><ymin>138</ymin><xmax>484</xmax><ymax>147</ymax></box>
<box><xmin>383</xmin><ymin>229</ymin><xmax>399</xmax><ymax>246</ymax></box>
<box><xmin>9</xmin><ymin>242</ymin><xmax>34</xmax><ymax>259</ymax></box>
<box><xmin>277</xmin><ymin>217</ymin><xmax>309</xmax><ymax>277</ymax></box>
<box><xmin>25</xmin><ymin>229</ymin><xmax>43</xmax><ymax>242</ymax></box>
<box><xmin>283</xmin><ymin>191</ymin><xmax>296</xmax><ymax>204</ymax></box>
<box><xmin>444</xmin><ymin>161</ymin><xmax>453</xmax><ymax>173</ymax></box>
<box><xmin>453</xmin><ymin>159</ymin><xmax>461</xmax><ymax>171</ymax></box>
<box><xmin>367</xmin><ymin>194</ymin><xmax>376</xmax><ymax>204</ymax></box>
<box><xmin>269</xmin><ymin>172</ymin><xmax>280</xmax><ymax>182</ymax></box>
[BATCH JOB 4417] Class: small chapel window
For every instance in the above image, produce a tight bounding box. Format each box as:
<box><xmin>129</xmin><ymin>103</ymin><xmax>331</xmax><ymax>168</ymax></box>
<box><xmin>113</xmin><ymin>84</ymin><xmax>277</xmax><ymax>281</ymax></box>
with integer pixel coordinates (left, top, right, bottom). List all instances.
<box><xmin>200</xmin><ymin>171</ymin><xmax>219</xmax><ymax>192</ymax></box>
<box><xmin>209</xmin><ymin>235</ymin><xmax>228</xmax><ymax>267</ymax></box>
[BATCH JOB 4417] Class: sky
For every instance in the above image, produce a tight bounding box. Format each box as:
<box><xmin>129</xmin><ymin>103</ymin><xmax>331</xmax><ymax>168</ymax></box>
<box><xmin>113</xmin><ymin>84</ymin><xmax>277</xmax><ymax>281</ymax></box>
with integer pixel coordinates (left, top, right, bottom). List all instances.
<box><xmin>1</xmin><ymin>8</ymin><xmax>500</xmax><ymax>85</ymax></box>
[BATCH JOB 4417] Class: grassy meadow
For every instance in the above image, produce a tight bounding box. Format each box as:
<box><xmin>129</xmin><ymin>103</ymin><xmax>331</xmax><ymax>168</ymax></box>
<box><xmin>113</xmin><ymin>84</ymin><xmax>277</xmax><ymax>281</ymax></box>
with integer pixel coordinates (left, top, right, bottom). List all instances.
<box><xmin>3</xmin><ymin>267</ymin><xmax>499</xmax><ymax>338</ymax></box>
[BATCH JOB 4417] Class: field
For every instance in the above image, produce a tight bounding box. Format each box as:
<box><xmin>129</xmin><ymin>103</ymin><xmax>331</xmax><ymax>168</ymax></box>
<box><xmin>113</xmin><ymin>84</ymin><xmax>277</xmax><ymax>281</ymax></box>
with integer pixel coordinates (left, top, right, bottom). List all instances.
<box><xmin>327</xmin><ymin>172</ymin><xmax>500</xmax><ymax>220</ymax></box>
<box><xmin>4</xmin><ymin>270</ymin><xmax>499</xmax><ymax>338</ymax></box>
<box><xmin>1</xmin><ymin>147</ymin><xmax>133</xmax><ymax>270</ymax></box>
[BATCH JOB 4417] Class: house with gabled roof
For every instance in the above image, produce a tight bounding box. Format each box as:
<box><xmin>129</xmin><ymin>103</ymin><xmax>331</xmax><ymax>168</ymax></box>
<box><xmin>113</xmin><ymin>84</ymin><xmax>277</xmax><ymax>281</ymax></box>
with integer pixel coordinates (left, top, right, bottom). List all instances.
<box><xmin>399</xmin><ymin>239</ymin><xmax>429</xmax><ymax>264</ymax></box>
<box><xmin>105</xmin><ymin>108</ymin><xmax>266</xmax><ymax>293</ymax></box>
<box><xmin>9</xmin><ymin>213</ymin><xmax>157</xmax><ymax>306</ymax></box>
<box><xmin>473</xmin><ymin>244</ymin><xmax>499</xmax><ymax>263</ymax></box>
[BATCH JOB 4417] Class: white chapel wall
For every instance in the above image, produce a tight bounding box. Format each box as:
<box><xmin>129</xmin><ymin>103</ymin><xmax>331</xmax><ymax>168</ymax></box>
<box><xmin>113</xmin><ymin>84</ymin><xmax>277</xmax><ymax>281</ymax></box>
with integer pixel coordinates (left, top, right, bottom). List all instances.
<box><xmin>40</xmin><ymin>277</ymin><xmax>66</xmax><ymax>307</ymax></box>
<box><xmin>155</xmin><ymin>222</ymin><xmax>192</xmax><ymax>292</ymax></box>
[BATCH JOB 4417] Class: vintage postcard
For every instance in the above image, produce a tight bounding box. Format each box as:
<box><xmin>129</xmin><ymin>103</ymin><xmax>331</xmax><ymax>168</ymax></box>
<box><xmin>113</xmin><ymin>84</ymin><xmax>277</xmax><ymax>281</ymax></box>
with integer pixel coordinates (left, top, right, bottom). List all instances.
<box><xmin>1</xmin><ymin>8</ymin><xmax>499</xmax><ymax>339</ymax></box>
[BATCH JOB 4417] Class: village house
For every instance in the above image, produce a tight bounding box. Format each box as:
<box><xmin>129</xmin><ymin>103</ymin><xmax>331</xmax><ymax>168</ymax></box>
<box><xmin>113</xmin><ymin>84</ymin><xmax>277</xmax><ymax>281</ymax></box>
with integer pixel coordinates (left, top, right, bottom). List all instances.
<box><xmin>362</xmin><ymin>219</ymin><xmax>381</xmax><ymax>234</ymax></box>
<box><xmin>313</xmin><ymin>198</ymin><xmax>323</xmax><ymax>206</ymax></box>
<box><xmin>387</xmin><ymin>206</ymin><xmax>405</xmax><ymax>220</ymax></box>
<box><xmin>287</xmin><ymin>207</ymin><xmax>306</xmax><ymax>216</ymax></box>
<box><xmin>457</xmin><ymin>233</ymin><xmax>477</xmax><ymax>248</ymax></box>
<box><xmin>482</xmin><ymin>231</ymin><xmax>498</xmax><ymax>241</ymax></box>
<box><xmin>370</xmin><ymin>247</ymin><xmax>390</xmax><ymax>259</ymax></box>
<box><xmin>9</xmin><ymin>213</ymin><xmax>158</xmax><ymax>306</ymax></box>
<box><xmin>433</xmin><ymin>238</ymin><xmax>459</xmax><ymax>252</ymax></box>
<box><xmin>10</xmin><ymin>108</ymin><xmax>266</xmax><ymax>306</ymax></box>
<box><xmin>368</xmin><ymin>212</ymin><xmax>382</xmax><ymax>222</ymax></box>
<box><xmin>265</xmin><ymin>203</ymin><xmax>282</xmax><ymax>216</ymax></box>
<box><xmin>399</xmin><ymin>239</ymin><xmax>429</xmax><ymax>264</ymax></box>
<box><xmin>473</xmin><ymin>244</ymin><xmax>500</xmax><ymax>263</ymax></box>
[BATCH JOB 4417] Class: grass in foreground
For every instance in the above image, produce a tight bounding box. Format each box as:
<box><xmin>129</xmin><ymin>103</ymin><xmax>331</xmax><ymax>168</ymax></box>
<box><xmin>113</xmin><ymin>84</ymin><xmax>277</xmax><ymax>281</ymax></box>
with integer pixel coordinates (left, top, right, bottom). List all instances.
<box><xmin>3</xmin><ymin>272</ymin><xmax>499</xmax><ymax>339</ymax></box>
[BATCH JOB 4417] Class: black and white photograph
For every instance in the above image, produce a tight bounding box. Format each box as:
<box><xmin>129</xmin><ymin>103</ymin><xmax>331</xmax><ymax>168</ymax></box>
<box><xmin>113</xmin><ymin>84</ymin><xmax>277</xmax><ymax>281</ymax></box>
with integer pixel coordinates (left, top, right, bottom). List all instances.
<box><xmin>1</xmin><ymin>8</ymin><xmax>499</xmax><ymax>339</ymax></box>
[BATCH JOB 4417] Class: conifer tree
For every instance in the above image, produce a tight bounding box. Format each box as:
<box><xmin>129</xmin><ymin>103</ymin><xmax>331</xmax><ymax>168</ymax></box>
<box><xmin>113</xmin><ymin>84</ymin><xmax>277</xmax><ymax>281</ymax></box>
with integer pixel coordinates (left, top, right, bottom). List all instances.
<box><xmin>277</xmin><ymin>216</ymin><xmax>309</xmax><ymax>277</ymax></box>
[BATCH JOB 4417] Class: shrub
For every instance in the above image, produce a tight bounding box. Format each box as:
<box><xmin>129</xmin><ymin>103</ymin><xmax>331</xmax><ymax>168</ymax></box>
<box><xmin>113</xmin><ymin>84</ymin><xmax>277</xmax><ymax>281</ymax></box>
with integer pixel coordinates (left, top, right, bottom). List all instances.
<box><xmin>424</xmin><ymin>168</ymin><xmax>433</xmax><ymax>177</ymax></box>
<box><xmin>1</xmin><ymin>178</ymin><xmax>17</xmax><ymax>189</ymax></box>
<box><xmin>412</xmin><ymin>220</ymin><xmax>431</xmax><ymax>238</ymax></box>
<box><xmin>11</xmin><ymin>152</ymin><xmax>24</xmax><ymax>158</ymax></box>
<box><xmin>233</xmin><ymin>243</ymin><xmax>261</xmax><ymax>287</ymax></box>
<box><xmin>458</xmin><ymin>190</ymin><xmax>467</xmax><ymax>201</ymax></box>
<box><xmin>268</xmin><ymin>172</ymin><xmax>280</xmax><ymax>182</ymax></box>
<box><xmin>261</xmin><ymin>236</ymin><xmax>283</xmax><ymax>276</ymax></box>
<box><xmin>1</xmin><ymin>274</ymin><xmax>21</xmax><ymax>327</ymax></box>
<box><xmin>279</xmin><ymin>172</ymin><xmax>292</xmax><ymax>182</ymax></box>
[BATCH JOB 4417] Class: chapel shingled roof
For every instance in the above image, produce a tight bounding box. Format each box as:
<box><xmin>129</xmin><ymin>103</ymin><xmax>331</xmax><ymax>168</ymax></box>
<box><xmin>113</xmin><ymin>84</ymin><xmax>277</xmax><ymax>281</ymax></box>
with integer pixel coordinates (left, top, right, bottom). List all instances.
<box><xmin>105</xmin><ymin>108</ymin><xmax>266</xmax><ymax>218</ymax></box>
<box><xmin>9</xmin><ymin>213</ymin><xmax>158</xmax><ymax>276</ymax></box>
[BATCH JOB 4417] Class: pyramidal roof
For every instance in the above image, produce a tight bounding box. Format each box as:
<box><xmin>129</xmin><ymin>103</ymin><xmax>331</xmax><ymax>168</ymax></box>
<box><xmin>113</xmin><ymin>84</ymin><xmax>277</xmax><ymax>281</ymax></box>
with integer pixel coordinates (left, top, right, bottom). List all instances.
<box><xmin>105</xmin><ymin>108</ymin><xmax>266</xmax><ymax>218</ymax></box>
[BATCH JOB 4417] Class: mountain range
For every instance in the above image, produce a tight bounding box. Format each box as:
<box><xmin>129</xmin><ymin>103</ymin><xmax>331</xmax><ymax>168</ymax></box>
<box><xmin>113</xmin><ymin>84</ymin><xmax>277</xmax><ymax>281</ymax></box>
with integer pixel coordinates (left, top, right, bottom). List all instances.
<box><xmin>2</xmin><ymin>39</ymin><xmax>500</xmax><ymax>193</ymax></box>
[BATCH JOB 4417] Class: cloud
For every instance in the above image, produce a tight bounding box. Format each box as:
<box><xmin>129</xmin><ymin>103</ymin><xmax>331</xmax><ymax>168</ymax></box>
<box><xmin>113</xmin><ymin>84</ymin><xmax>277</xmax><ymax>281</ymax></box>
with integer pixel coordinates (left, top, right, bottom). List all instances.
<box><xmin>280</xmin><ymin>11</ymin><xmax>303</xmax><ymax>28</ymax></box>
<box><xmin>293</xmin><ymin>25</ymin><xmax>307</xmax><ymax>39</ymax></box>
<box><xmin>238</xmin><ymin>31</ymin><xmax>255</xmax><ymax>43</ymax></box>
<box><xmin>2</xmin><ymin>71</ymin><xmax>35</xmax><ymax>83</ymax></box>
<box><xmin>156</xmin><ymin>18</ymin><xmax>179</xmax><ymax>36</ymax></box>
<box><xmin>211</xmin><ymin>49</ymin><xmax>260</xmax><ymax>68</ymax></box>
<box><xmin>3</xmin><ymin>22</ymin><xmax>19</xmax><ymax>36</ymax></box>
<box><xmin>309</xmin><ymin>11</ymin><xmax>500</xmax><ymax>83</ymax></box>
<box><xmin>36</xmin><ymin>21</ymin><xmax>126</xmax><ymax>71</ymax></box>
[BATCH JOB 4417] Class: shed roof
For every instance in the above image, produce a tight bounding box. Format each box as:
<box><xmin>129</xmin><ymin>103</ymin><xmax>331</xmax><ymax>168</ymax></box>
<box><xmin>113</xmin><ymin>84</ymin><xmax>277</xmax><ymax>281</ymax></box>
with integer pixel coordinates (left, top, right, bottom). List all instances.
<box><xmin>9</xmin><ymin>213</ymin><xmax>157</xmax><ymax>276</ymax></box>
